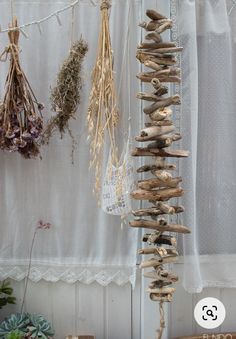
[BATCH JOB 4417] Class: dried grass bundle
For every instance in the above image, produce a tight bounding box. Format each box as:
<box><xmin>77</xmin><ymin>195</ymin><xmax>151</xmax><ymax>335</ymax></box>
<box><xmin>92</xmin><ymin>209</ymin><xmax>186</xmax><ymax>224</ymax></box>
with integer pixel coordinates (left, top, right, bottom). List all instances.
<box><xmin>87</xmin><ymin>0</ymin><xmax>119</xmax><ymax>194</ymax></box>
<box><xmin>0</xmin><ymin>18</ymin><xmax>44</xmax><ymax>159</ymax></box>
<box><xmin>43</xmin><ymin>38</ymin><xmax>88</xmax><ymax>153</ymax></box>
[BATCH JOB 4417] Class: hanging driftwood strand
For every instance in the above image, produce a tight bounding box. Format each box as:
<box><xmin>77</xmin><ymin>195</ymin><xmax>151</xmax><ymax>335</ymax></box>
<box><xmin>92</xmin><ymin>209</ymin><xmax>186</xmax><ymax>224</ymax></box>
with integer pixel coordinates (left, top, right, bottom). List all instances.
<box><xmin>130</xmin><ymin>8</ymin><xmax>190</xmax><ymax>339</ymax></box>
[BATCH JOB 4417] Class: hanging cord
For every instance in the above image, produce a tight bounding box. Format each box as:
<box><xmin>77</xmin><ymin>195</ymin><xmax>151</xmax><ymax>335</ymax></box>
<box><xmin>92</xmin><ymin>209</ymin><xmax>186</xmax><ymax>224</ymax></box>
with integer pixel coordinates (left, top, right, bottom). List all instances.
<box><xmin>157</xmin><ymin>301</ymin><xmax>165</xmax><ymax>339</ymax></box>
<box><xmin>70</xmin><ymin>1</ymin><xmax>75</xmax><ymax>47</ymax></box>
<box><xmin>0</xmin><ymin>0</ymin><xmax>97</xmax><ymax>34</ymax></box>
<box><xmin>100</xmin><ymin>0</ymin><xmax>111</xmax><ymax>11</ymax></box>
<box><xmin>10</xmin><ymin>0</ymin><xmax>14</xmax><ymax>22</ymax></box>
<box><xmin>116</xmin><ymin>1</ymin><xmax>131</xmax><ymax>139</ymax></box>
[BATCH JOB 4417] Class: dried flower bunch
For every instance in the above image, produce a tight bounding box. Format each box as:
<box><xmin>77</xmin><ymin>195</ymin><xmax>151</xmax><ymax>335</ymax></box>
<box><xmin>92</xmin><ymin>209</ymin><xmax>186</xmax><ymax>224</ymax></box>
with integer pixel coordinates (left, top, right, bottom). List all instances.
<box><xmin>42</xmin><ymin>38</ymin><xmax>88</xmax><ymax>150</ymax></box>
<box><xmin>87</xmin><ymin>0</ymin><xmax>119</xmax><ymax>195</ymax></box>
<box><xmin>0</xmin><ymin>18</ymin><xmax>44</xmax><ymax>159</ymax></box>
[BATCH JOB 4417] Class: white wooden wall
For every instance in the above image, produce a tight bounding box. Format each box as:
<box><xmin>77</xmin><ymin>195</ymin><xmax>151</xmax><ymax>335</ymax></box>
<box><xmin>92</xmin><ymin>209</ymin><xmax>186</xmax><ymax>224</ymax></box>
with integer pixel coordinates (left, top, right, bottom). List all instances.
<box><xmin>169</xmin><ymin>266</ymin><xmax>236</xmax><ymax>338</ymax></box>
<box><xmin>1</xmin><ymin>269</ymin><xmax>236</xmax><ymax>339</ymax></box>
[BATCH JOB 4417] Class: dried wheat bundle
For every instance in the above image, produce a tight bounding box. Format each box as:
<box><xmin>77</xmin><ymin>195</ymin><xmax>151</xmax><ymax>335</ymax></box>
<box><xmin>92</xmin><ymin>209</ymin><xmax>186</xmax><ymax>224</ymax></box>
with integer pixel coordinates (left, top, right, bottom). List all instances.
<box><xmin>87</xmin><ymin>0</ymin><xmax>119</xmax><ymax>195</ymax></box>
<box><xmin>43</xmin><ymin>38</ymin><xmax>88</xmax><ymax>151</ymax></box>
<box><xmin>0</xmin><ymin>18</ymin><xmax>44</xmax><ymax>159</ymax></box>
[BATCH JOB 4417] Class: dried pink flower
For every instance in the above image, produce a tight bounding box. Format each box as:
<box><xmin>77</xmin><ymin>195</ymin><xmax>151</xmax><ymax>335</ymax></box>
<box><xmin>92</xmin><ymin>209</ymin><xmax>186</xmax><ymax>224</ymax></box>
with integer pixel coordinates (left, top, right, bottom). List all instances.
<box><xmin>37</xmin><ymin>220</ymin><xmax>52</xmax><ymax>230</ymax></box>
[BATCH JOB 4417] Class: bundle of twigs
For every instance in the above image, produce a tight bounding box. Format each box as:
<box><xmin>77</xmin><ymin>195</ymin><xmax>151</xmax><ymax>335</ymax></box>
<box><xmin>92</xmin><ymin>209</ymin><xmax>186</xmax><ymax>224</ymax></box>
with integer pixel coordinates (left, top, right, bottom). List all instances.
<box><xmin>0</xmin><ymin>18</ymin><xmax>44</xmax><ymax>159</ymax></box>
<box><xmin>87</xmin><ymin>0</ymin><xmax>119</xmax><ymax>195</ymax></box>
<box><xmin>43</xmin><ymin>38</ymin><xmax>88</xmax><ymax>157</ymax></box>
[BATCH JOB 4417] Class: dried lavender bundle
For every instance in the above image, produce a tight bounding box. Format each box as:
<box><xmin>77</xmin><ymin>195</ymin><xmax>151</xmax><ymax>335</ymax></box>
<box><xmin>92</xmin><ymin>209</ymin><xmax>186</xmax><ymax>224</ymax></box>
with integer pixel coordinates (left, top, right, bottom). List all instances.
<box><xmin>42</xmin><ymin>38</ymin><xmax>88</xmax><ymax>152</ymax></box>
<box><xmin>0</xmin><ymin>18</ymin><xmax>44</xmax><ymax>159</ymax></box>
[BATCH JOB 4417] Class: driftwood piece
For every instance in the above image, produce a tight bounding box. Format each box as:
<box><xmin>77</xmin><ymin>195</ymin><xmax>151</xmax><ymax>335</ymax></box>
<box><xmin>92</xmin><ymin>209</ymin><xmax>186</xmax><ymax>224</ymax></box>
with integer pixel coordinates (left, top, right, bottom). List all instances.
<box><xmin>138</xmin><ymin>42</ymin><xmax>176</xmax><ymax>49</ymax></box>
<box><xmin>130</xmin><ymin>219</ymin><xmax>190</xmax><ymax>233</ymax></box>
<box><xmin>132</xmin><ymin>148</ymin><xmax>189</xmax><ymax>157</ymax></box>
<box><xmin>136</xmin><ymin>125</ymin><xmax>174</xmax><ymax>142</ymax></box>
<box><xmin>153</xmin><ymin>201</ymin><xmax>174</xmax><ymax>214</ymax></box>
<box><xmin>144</xmin><ymin>60</ymin><xmax>163</xmax><ymax>71</ymax></box>
<box><xmin>133</xmin><ymin>205</ymin><xmax>183</xmax><ymax>217</ymax></box>
<box><xmin>145</xmin><ymin>31</ymin><xmax>162</xmax><ymax>43</ymax></box>
<box><xmin>136</xmin><ymin>52</ymin><xmax>176</xmax><ymax>66</ymax></box>
<box><xmin>148</xmin><ymin>133</ymin><xmax>181</xmax><ymax>144</ymax></box>
<box><xmin>147</xmin><ymin>287</ymin><xmax>175</xmax><ymax>294</ymax></box>
<box><xmin>156</xmin><ymin>20</ymin><xmax>173</xmax><ymax>33</ymax></box>
<box><xmin>137</xmin><ymin>72</ymin><xmax>180</xmax><ymax>83</ymax></box>
<box><xmin>143</xmin><ymin>95</ymin><xmax>180</xmax><ymax>114</ymax></box>
<box><xmin>137</xmin><ymin>71</ymin><xmax>180</xmax><ymax>83</ymax></box>
<box><xmin>140</xmin><ymin>256</ymin><xmax>178</xmax><ymax>268</ymax></box>
<box><xmin>154</xmin><ymin>67</ymin><xmax>181</xmax><ymax>77</ymax></box>
<box><xmin>149</xmin><ymin>80</ymin><xmax>170</xmax><ymax>99</ymax></box>
<box><xmin>139</xmin><ymin>247</ymin><xmax>178</xmax><ymax>257</ymax></box>
<box><xmin>139</xmin><ymin>19</ymin><xmax>172</xmax><ymax>32</ymax></box>
<box><xmin>138</xmin><ymin>177</ymin><xmax>182</xmax><ymax>190</ymax></box>
<box><xmin>138</xmin><ymin>247</ymin><xmax>168</xmax><ymax>256</ymax></box>
<box><xmin>150</xmin><ymin>293</ymin><xmax>173</xmax><ymax>302</ymax></box>
<box><xmin>145</xmin><ymin>121</ymin><xmax>173</xmax><ymax>127</ymax></box>
<box><xmin>146</xmin><ymin>133</ymin><xmax>181</xmax><ymax>148</ymax></box>
<box><xmin>151</xmin><ymin>78</ymin><xmax>160</xmax><ymax>89</ymax></box>
<box><xmin>144</xmin><ymin>269</ymin><xmax>179</xmax><ymax>283</ymax></box>
<box><xmin>150</xmin><ymin>47</ymin><xmax>183</xmax><ymax>54</ymax></box>
<box><xmin>150</xmin><ymin>202</ymin><xmax>185</xmax><ymax>213</ymax></box>
<box><xmin>139</xmin><ymin>21</ymin><xmax>160</xmax><ymax>31</ymax></box>
<box><xmin>149</xmin><ymin>107</ymin><xmax>172</xmax><ymax>121</ymax></box>
<box><xmin>131</xmin><ymin>187</ymin><xmax>184</xmax><ymax>201</ymax></box>
<box><xmin>143</xmin><ymin>233</ymin><xmax>177</xmax><ymax>247</ymax></box>
<box><xmin>149</xmin><ymin>280</ymin><xmax>173</xmax><ymax>289</ymax></box>
<box><xmin>137</xmin><ymin>163</ymin><xmax>176</xmax><ymax>173</ymax></box>
<box><xmin>146</xmin><ymin>9</ymin><xmax>167</xmax><ymax>21</ymax></box>
<box><xmin>136</xmin><ymin>92</ymin><xmax>163</xmax><ymax>102</ymax></box>
<box><xmin>151</xmin><ymin>170</ymin><xmax>172</xmax><ymax>181</ymax></box>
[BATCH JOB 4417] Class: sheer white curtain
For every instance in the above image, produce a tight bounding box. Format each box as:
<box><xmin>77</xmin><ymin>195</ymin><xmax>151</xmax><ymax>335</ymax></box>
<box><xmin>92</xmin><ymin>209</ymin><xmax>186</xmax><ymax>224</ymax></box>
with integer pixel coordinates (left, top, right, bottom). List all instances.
<box><xmin>174</xmin><ymin>0</ymin><xmax>236</xmax><ymax>293</ymax></box>
<box><xmin>0</xmin><ymin>0</ymin><xmax>142</xmax><ymax>286</ymax></box>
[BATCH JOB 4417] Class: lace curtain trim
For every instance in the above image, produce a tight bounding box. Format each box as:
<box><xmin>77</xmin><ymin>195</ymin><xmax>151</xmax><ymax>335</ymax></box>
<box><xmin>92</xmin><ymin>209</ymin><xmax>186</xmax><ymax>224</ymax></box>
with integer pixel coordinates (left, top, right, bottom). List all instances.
<box><xmin>0</xmin><ymin>263</ymin><xmax>137</xmax><ymax>287</ymax></box>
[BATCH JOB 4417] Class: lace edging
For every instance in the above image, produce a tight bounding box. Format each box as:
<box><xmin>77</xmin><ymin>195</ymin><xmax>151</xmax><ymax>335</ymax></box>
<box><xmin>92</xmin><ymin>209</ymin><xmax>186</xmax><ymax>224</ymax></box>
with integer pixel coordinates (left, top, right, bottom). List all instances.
<box><xmin>0</xmin><ymin>265</ymin><xmax>137</xmax><ymax>287</ymax></box>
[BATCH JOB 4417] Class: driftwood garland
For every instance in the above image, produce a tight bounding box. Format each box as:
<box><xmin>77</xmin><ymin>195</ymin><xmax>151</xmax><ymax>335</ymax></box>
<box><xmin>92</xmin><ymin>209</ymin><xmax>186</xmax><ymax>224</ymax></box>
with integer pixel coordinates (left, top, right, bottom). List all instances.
<box><xmin>130</xmin><ymin>9</ymin><xmax>190</xmax><ymax>339</ymax></box>
<box><xmin>0</xmin><ymin>18</ymin><xmax>44</xmax><ymax>159</ymax></box>
<box><xmin>42</xmin><ymin>38</ymin><xmax>88</xmax><ymax>160</ymax></box>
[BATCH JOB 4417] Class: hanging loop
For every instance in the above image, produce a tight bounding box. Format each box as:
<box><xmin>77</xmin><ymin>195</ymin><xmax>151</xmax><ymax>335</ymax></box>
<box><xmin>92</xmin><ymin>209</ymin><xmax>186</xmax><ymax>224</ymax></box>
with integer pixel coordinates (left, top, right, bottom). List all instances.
<box><xmin>100</xmin><ymin>0</ymin><xmax>111</xmax><ymax>11</ymax></box>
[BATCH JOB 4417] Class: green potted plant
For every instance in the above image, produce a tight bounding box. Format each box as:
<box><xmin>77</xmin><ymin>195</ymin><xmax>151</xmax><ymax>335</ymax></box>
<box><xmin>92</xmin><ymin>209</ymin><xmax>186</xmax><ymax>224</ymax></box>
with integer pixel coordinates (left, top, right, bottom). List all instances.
<box><xmin>0</xmin><ymin>281</ymin><xmax>16</xmax><ymax>310</ymax></box>
<box><xmin>0</xmin><ymin>313</ymin><xmax>54</xmax><ymax>338</ymax></box>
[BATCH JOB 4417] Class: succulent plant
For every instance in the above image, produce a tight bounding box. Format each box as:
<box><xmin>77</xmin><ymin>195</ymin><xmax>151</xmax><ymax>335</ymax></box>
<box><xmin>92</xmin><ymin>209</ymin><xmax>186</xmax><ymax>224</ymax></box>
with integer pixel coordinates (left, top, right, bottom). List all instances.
<box><xmin>27</xmin><ymin>315</ymin><xmax>54</xmax><ymax>339</ymax></box>
<box><xmin>0</xmin><ymin>281</ymin><xmax>16</xmax><ymax>310</ymax></box>
<box><xmin>5</xmin><ymin>329</ymin><xmax>24</xmax><ymax>339</ymax></box>
<box><xmin>0</xmin><ymin>313</ymin><xmax>29</xmax><ymax>338</ymax></box>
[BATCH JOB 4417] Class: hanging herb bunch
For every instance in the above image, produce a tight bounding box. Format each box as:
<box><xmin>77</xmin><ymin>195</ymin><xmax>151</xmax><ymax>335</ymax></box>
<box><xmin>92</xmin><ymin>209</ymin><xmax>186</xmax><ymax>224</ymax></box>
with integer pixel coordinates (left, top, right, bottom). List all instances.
<box><xmin>87</xmin><ymin>0</ymin><xmax>119</xmax><ymax>195</ymax></box>
<box><xmin>42</xmin><ymin>38</ymin><xmax>88</xmax><ymax>158</ymax></box>
<box><xmin>0</xmin><ymin>18</ymin><xmax>44</xmax><ymax>159</ymax></box>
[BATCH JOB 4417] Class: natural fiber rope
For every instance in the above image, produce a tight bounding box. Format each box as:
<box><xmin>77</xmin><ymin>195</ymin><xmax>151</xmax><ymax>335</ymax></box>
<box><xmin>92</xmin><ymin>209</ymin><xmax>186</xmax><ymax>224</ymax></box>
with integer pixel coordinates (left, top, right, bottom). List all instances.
<box><xmin>100</xmin><ymin>0</ymin><xmax>111</xmax><ymax>11</ymax></box>
<box><xmin>157</xmin><ymin>301</ymin><xmax>165</xmax><ymax>339</ymax></box>
<box><xmin>70</xmin><ymin>1</ymin><xmax>75</xmax><ymax>47</ymax></box>
<box><xmin>10</xmin><ymin>0</ymin><xmax>14</xmax><ymax>22</ymax></box>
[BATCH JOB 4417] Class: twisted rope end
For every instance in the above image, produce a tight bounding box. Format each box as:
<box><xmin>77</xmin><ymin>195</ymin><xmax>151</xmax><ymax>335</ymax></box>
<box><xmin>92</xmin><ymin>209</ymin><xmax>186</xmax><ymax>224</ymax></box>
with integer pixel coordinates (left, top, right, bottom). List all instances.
<box><xmin>100</xmin><ymin>0</ymin><xmax>111</xmax><ymax>11</ymax></box>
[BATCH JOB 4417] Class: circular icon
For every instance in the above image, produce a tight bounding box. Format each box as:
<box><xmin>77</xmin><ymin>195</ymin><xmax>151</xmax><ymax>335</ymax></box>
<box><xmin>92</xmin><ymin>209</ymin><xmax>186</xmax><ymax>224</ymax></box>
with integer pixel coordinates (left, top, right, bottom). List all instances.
<box><xmin>194</xmin><ymin>297</ymin><xmax>226</xmax><ymax>329</ymax></box>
